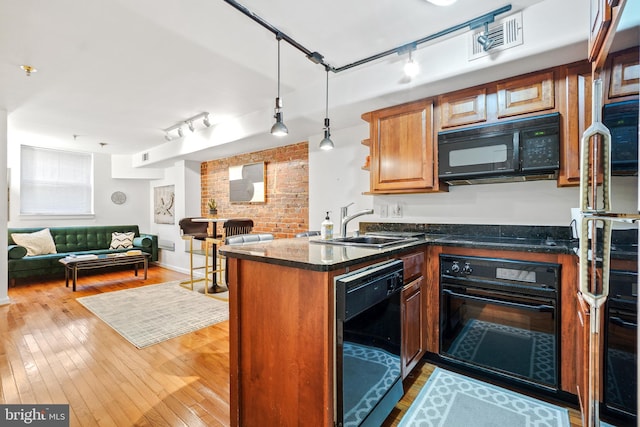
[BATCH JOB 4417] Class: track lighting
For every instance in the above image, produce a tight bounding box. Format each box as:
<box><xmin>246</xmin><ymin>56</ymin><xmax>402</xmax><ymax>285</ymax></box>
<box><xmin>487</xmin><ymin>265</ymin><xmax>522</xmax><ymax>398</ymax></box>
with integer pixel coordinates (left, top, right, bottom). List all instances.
<box><xmin>319</xmin><ymin>69</ymin><xmax>334</xmax><ymax>151</ymax></box>
<box><xmin>271</xmin><ymin>35</ymin><xmax>288</xmax><ymax>136</ymax></box>
<box><xmin>162</xmin><ymin>112</ymin><xmax>211</xmax><ymax>140</ymax></box>
<box><xmin>404</xmin><ymin>50</ymin><xmax>419</xmax><ymax>78</ymax></box>
<box><xmin>477</xmin><ymin>21</ymin><xmax>495</xmax><ymax>52</ymax></box>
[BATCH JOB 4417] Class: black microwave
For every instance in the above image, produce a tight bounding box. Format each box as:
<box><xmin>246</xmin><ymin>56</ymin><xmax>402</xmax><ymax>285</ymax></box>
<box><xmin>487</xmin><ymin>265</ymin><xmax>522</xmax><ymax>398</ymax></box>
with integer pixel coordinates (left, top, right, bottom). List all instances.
<box><xmin>438</xmin><ymin>113</ymin><xmax>560</xmax><ymax>183</ymax></box>
<box><xmin>603</xmin><ymin>100</ymin><xmax>638</xmax><ymax>175</ymax></box>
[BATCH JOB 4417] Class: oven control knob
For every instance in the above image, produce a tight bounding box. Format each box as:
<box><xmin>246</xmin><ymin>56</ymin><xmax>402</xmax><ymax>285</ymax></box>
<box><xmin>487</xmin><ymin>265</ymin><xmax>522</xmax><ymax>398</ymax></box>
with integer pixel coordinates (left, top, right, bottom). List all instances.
<box><xmin>462</xmin><ymin>262</ymin><xmax>473</xmax><ymax>275</ymax></box>
<box><xmin>450</xmin><ymin>261</ymin><xmax>460</xmax><ymax>273</ymax></box>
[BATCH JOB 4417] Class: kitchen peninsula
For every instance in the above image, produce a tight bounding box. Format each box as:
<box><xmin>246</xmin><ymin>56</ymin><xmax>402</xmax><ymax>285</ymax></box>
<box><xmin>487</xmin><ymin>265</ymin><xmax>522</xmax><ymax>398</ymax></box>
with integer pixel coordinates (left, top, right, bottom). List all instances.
<box><xmin>219</xmin><ymin>226</ymin><xmax>582</xmax><ymax>426</ymax></box>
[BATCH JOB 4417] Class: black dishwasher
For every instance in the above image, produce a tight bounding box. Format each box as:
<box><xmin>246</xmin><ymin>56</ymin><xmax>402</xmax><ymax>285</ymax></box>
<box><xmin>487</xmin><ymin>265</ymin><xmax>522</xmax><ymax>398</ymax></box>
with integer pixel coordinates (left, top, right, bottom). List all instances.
<box><xmin>335</xmin><ymin>259</ymin><xmax>404</xmax><ymax>427</ymax></box>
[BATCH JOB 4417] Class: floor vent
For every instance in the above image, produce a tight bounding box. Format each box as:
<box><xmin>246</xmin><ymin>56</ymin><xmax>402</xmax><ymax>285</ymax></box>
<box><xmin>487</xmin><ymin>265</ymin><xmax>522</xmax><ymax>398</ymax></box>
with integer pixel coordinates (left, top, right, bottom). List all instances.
<box><xmin>469</xmin><ymin>12</ymin><xmax>523</xmax><ymax>60</ymax></box>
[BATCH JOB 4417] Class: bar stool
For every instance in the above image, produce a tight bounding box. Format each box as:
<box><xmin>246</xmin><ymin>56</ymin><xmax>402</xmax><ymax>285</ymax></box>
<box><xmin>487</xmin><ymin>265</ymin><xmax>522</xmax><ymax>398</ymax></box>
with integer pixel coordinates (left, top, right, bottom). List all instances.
<box><xmin>211</xmin><ymin>219</ymin><xmax>255</xmax><ymax>291</ymax></box>
<box><xmin>204</xmin><ymin>235</ymin><xmax>227</xmax><ymax>296</ymax></box>
<box><xmin>178</xmin><ymin>217</ymin><xmax>213</xmax><ymax>291</ymax></box>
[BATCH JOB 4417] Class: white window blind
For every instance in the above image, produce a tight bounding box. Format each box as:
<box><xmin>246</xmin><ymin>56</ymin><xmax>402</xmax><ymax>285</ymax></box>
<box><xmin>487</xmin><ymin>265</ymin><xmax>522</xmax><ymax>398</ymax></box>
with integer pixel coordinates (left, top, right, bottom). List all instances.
<box><xmin>20</xmin><ymin>145</ymin><xmax>94</xmax><ymax>215</ymax></box>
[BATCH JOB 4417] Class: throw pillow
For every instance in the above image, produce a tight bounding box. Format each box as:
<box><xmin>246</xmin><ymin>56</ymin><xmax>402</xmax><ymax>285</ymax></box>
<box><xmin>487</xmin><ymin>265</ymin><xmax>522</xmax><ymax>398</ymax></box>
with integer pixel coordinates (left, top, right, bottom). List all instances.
<box><xmin>110</xmin><ymin>231</ymin><xmax>135</xmax><ymax>250</ymax></box>
<box><xmin>11</xmin><ymin>228</ymin><xmax>58</xmax><ymax>256</ymax></box>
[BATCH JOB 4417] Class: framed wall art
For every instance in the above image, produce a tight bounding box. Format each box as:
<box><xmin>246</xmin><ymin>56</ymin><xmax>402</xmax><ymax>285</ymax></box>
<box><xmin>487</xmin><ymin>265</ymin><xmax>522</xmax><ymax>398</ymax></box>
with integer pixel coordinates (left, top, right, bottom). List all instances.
<box><xmin>229</xmin><ymin>162</ymin><xmax>265</xmax><ymax>203</ymax></box>
<box><xmin>154</xmin><ymin>185</ymin><xmax>175</xmax><ymax>224</ymax></box>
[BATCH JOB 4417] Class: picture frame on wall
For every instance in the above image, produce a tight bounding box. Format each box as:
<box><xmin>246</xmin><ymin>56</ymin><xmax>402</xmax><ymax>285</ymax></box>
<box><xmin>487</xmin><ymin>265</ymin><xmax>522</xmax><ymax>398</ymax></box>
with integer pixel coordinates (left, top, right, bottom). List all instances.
<box><xmin>154</xmin><ymin>185</ymin><xmax>175</xmax><ymax>224</ymax></box>
<box><xmin>229</xmin><ymin>162</ymin><xmax>265</xmax><ymax>203</ymax></box>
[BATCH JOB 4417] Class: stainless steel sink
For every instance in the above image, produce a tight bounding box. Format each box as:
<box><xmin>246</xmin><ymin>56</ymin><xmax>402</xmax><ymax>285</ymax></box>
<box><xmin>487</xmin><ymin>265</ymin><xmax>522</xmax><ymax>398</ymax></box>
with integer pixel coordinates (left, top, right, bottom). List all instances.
<box><xmin>311</xmin><ymin>235</ymin><xmax>417</xmax><ymax>248</ymax></box>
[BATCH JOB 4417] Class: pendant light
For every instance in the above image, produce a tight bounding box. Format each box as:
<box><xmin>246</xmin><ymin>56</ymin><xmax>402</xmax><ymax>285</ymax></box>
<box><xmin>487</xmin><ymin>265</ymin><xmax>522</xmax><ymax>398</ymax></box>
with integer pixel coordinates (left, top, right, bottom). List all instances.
<box><xmin>270</xmin><ymin>35</ymin><xmax>288</xmax><ymax>136</ymax></box>
<box><xmin>319</xmin><ymin>68</ymin><xmax>334</xmax><ymax>151</ymax></box>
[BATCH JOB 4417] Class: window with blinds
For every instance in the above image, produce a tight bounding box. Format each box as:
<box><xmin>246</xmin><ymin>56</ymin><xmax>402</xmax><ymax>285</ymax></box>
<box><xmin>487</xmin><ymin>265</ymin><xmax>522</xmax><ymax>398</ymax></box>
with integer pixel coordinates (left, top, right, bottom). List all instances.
<box><xmin>20</xmin><ymin>145</ymin><xmax>94</xmax><ymax>215</ymax></box>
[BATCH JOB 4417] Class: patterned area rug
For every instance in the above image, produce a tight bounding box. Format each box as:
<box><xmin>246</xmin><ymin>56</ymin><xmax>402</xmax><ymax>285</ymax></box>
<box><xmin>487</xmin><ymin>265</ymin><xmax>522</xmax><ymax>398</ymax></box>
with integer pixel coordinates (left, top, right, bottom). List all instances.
<box><xmin>343</xmin><ymin>342</ymin><xmax>400</xmax><ymax>427</ymax></box>
<box><xmin>76</xmin><ymin>281</ymin><xmax>229</xmax><ymax>348</ymax></box>
<box><xmin>399</xmin><ymin>368</ymin><xmax>570</xmax><ymax>427</ymax></box>
<box><xmin>448</xmin><ymin>318</ymin><xmax>556</xmax><ymax>386</ymax></box>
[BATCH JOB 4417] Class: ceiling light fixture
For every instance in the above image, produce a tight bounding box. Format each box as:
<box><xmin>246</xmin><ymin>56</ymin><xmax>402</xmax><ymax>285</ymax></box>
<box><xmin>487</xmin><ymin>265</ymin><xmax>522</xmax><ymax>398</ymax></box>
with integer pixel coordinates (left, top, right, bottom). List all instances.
<box><xmin>20</xmin><ymin>65</ymin><xmax>37</xmax><ymax>76</ymax></box>
<box><xmin>319</xmin><ymin>68</ymin><xmax>335</xmax><ymax>151</ymax></box>
<box><xmin>270</xmin><ymin>34</ymin><xmax>288</xmax><ymax>137</ymax></box>
<box><xmin>224</xmin><ymin>0</ymin><xmax>510</xmax><ymax>74</ymax></box>
<box><xmin>403</xmin><ymin>48</ymin><xmax>420</xmax><ymax>78</ymax></box>
<box><xmin>162</xmin><ymin>112</ymin><xmax>211</xmax><ymax>141</ymax></box>
<box><xmin>476</xmin><ymin>21</ymin><xmax>495</xmax><ymax>51</ymax></box>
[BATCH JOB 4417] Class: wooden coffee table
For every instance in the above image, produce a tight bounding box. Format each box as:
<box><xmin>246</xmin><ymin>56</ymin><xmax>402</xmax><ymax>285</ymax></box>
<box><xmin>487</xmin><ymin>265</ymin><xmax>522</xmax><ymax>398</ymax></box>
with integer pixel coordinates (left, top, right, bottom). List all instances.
<box><xmin>59</xmin><ymin>253</ymin><xmax>150</xmax><ymax>291</ymax></box>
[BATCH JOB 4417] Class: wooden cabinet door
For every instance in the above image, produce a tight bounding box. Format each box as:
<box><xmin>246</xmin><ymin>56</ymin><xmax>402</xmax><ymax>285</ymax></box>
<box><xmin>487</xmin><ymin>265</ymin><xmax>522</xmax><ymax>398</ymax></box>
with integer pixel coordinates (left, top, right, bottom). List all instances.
<box><xmin>438</xmin><ymin>88</ymin><xmax>487</xmax><ymax>129</ymax></box>
<box><xmin>607</xmin><ymin>47</ymin><xmax>640</xmax><ymax>100</ymax></box>
<box><xmin>588</xmin><ymin>0</ymin><xmax>613</xmax><ymax>62</ymax></box>
<box><xmin>559</xmin><ymin>62</ymin><xmax>593</xmax><ymax>187</ymax></box>
<box><xmin>401</xmin><ymin>276</ymin><xmax>425</xmax><ymax>378</ymax></box>
<box><xmin>497</xmin><ymin>71</ymin><xmax>555</xmax><ymax>118</ymax></box>
<box><xmin>368</xmin><ymin>100</ymin><xmax>435</xmax><ymax>192</ymax></box>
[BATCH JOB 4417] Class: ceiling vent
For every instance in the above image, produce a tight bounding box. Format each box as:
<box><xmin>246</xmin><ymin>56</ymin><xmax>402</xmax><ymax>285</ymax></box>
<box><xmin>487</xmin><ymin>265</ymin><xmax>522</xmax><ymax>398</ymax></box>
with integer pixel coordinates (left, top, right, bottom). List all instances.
<box><xmin>469</xmin><ymin>12</ymin><xmax>523</xmax><ymax>60</ymax></box>
<box><xmin>142</xmin><ymin>152</ymin><xmax>149</xmax><ymax>162</ymax></box>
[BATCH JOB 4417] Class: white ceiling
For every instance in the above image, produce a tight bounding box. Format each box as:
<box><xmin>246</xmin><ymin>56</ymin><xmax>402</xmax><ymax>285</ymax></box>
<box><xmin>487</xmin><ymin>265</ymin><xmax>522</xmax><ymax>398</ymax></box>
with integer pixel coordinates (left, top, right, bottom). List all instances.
<box><xmin>1</xmin><ymin>0</ymin><xmax>638</xmax><ymax>167</ymax></box>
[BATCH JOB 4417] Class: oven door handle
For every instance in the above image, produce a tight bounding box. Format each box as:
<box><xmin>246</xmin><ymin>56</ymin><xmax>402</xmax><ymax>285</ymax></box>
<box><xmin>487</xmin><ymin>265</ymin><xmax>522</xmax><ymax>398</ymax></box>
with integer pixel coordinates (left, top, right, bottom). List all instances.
<box><xmin>442</xmin><ymin>289</ymin><xmax>554</xmax><ymax>312</ymax></box>
<box><xmin>610</xmin><ymin>316</ymin><xmax>637</xmax><ymax>329</ymax></box>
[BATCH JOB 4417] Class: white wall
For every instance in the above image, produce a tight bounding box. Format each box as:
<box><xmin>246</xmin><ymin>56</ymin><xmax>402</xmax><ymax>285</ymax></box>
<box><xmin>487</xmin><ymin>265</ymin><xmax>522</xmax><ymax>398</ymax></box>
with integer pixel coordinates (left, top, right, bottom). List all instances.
<box><xmin>148</xmin><ymin>160</ymin><xmax>202</xmax><ymax>275</ymax></box>
<box><xmin>309</xmin><ymin>123</ymin><xmax>638</xmax><ymax>233</ymax></box>
<box><xmin>7</xmin><ymin>146</ymin><xmax>151</xmax><ymax>230</ymax></box>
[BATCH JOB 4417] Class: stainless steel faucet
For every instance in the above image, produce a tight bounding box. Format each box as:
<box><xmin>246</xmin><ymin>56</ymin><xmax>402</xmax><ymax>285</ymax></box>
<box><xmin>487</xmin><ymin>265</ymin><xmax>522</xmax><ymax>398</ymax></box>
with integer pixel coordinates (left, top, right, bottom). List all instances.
<box><xmin>340</xmin><ymin>202</ymin><xmax>374</xmax><ymax>238</ymax></box>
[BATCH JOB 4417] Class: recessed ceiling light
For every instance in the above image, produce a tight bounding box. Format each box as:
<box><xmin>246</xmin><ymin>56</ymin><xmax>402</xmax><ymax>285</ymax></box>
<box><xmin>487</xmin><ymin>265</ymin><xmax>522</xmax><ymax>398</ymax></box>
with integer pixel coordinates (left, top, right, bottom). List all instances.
<box><xmin>425</xmin><ymin>0</ymin><xmax>457</xmax><ymax>6</ymax></box>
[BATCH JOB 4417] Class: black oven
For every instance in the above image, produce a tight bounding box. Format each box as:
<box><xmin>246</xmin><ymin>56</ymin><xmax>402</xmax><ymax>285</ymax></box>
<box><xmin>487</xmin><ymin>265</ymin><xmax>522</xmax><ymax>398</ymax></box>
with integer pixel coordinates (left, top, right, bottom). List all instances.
<box><xmin>438</xmin><ymin>112</ymin><xmax>560</xmax><ymax>182</ymax></box>
<box><xmin>439</xmin><ymin>254</ymin><xmax>560</xmax><ymax>391</ymax></box>
<box><xmin>603</xmin><ymin>269</ymin><xmax>638</xmax><ymax>424</ymax></box>
<box><xmin>335</xmin><ymin>259</ymin><xmax>404</xmax><ymax>427</ymax></box>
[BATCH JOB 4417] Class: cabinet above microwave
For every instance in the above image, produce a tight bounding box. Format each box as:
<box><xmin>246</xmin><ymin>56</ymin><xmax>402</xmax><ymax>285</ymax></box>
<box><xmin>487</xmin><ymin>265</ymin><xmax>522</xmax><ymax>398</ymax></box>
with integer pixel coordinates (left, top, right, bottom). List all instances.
<box><xmin>438</xmin><ymin>113</ymin><xmax>560</xmax><ymax>185</ymax></box>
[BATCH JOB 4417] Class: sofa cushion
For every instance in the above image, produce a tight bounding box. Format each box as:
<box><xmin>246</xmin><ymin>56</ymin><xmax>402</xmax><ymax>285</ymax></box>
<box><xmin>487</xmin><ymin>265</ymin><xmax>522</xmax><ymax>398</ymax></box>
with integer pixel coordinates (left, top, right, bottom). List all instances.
<box><xmin>109</xmin><ymin>232</ymin><xmax>134</xmax><ymax>250</ymax></box>
<box><xmin>11</xmin><ymin>228</ymin><xmax>57</xmax><ymax>256</ymax></box>
<box><xmin>133</xmin><ymin>236</ymin><xmax>152</xmax><ymax>248</ymax></box>
<box><xmin>8</xmin><ymin>245</ymin><xmax>27</xmax><ymax>259</ymax></box>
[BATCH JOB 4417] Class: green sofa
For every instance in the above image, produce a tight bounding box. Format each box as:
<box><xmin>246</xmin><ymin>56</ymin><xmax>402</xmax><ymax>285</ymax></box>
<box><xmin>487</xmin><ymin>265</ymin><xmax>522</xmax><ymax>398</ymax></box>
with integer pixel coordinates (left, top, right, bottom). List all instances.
<box><xmin>8</xmin><ymin>225</ymin><xmax>158</xmax><ymax>284</ymax></box>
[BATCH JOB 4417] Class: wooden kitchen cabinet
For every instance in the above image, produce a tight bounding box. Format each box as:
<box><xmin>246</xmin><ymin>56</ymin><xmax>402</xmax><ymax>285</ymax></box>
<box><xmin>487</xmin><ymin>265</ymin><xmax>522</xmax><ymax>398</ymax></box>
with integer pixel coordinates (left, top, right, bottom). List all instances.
<box><xmin>588</xmin><ymin>0</ymin><xmax>614</xmax><ymax>63</ymax></box>
<box><xmin>497</xmin><ymin>71</ymin><xmax>556</xmax><ymax>118</ymax></box>
<box><xmin>605</xmin><ymin>47</ymin><xmax>640</xmax><ymax>101</ymax></box>
<box><xmin>401</xmin><ymin>276</ymin><xmax>425</xmax><ymax>378</ymax></box>
<box><xmin>559</xmin><ymin>61</ymin><xmax>593</xmax><ymax>187</ymax></box>
<box><xmin>362</xmin><ymin>99</ymin><xmax>443</xmax><ymax>194</ymax></box>
<box><xmin>399</xmin><ymin>249</ymin><xmax>427</xmax><ymax>378</ymax></box>
<box><xmin>438</xmin><ymin>88</ymin><xmax>487</xmax><ymax>128</ymax></box>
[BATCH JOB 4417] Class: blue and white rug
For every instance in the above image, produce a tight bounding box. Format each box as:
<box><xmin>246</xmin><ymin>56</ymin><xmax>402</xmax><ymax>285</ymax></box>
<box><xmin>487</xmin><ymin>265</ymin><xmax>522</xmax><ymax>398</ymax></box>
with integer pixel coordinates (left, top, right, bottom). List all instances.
<box><xmin>399</xmin><ymin>368</ymin><xmax>570</xmax><ymax>427</ymax></box>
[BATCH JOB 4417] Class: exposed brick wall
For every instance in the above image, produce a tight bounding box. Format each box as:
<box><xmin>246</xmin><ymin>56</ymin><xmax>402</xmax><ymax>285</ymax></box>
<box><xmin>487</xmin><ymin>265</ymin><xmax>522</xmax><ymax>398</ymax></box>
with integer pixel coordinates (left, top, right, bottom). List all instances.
<box><xmin>201</xmin><ymin>142</ymin><xmax>309</xmax><ymax>239</ymax></box>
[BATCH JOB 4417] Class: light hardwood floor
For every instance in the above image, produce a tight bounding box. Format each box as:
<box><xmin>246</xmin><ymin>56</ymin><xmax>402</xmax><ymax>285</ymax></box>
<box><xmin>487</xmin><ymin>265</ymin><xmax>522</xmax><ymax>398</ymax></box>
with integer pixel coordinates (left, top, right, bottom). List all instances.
<box><xmin>1</xmin><ymin>266</ymin><xmax>583</xmax><ymax>426</ymax></box>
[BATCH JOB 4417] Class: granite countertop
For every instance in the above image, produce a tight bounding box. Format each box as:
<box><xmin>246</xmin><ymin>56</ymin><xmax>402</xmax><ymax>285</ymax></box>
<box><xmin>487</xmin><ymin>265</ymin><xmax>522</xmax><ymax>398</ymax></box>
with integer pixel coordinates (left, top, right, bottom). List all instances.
<box><xmin>218</xmin><ymin>236</ymin><xmax>427</xmax><ymax>272</ymax></box>
<box><xmin>219</xmin><ymin>224</ymin><xmax>637</xmax><ymax>271</ymax></box>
